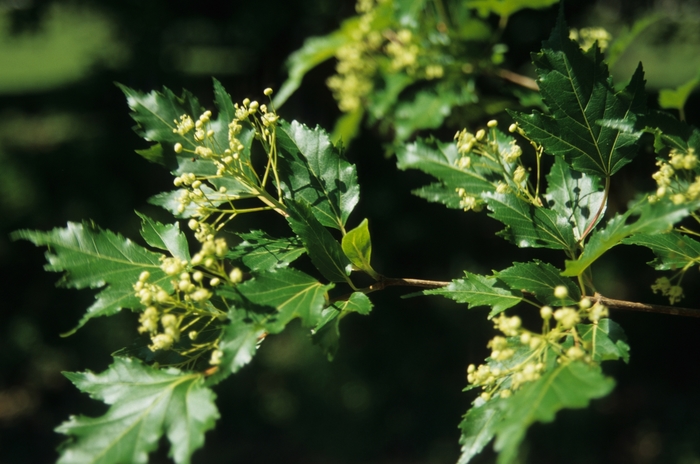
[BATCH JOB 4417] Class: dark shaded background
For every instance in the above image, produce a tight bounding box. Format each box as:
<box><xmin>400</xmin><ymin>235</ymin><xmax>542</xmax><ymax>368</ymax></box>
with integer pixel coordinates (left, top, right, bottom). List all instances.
<box><xmin>2</xmin><ymin>0</ymin><xmax>700</xmax><ymax>463</ymax></box>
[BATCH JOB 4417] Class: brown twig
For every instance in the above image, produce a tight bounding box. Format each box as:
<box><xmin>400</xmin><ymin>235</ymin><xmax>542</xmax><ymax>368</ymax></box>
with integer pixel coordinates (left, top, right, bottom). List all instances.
<box><xmin>495</xmin><ymin>69</ymin><xmax>539</xmax><ymax>91</ymax></box>
<box><xmin>591</xmin><ymin>293</ymin><xmax>700</xmax><ymax>318</ymax></box>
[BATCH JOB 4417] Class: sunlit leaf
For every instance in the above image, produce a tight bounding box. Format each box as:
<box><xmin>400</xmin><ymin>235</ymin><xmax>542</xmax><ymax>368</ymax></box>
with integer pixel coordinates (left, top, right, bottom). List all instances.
<box><xmin>136</xmin><ymin>211</ymin><xmax>190</xmax><ymax>261</ymax></box>
<box><xmin>544</xmin><ymin>157</ymin><xmax>605</xmax><ymax>241</ymax></box>
<box><xmin>12</xmin><ymin>222</ymin><xmax>169</xmax><ymax>334</ymax></box>
<box><xmin>236</xmin><ymin>267</ymin><xmax>333</xmax><ymax>333</ymax></box>
<box><xmin>57</xmin><ymin>357</ymin><xmax>218</xmax><ymax>464</ymax></box>
<box><xmin>426</xmin><ymin>271</ymin><xmax>522</xmax><ymax>317</ymax></box>
<box><xmin>278</xmin><ymin>120</ymin><xmax>360</xmax><ymax>230</ymax></box>
<box><xmin>342</xmin><ymin>218</ymin><xmax>379</xmax><ymax>278</ymax></box>
<box><xmin>492</xmin><ymin>361</ymin><xmax>615</xmax><ymax>463</ymax></box>
<box><xmin>497</xmin><ymin>260</ymin><xmax>580</xmax><ymax>306</ymax></box>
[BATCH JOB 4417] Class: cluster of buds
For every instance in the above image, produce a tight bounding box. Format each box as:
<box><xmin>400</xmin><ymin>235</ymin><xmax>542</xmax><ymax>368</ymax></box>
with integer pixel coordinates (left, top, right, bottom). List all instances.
<box><xmin>454</xmin><ymin>187</ymin><xmax>482</xmax><ymax>212</ymax></box>
<box><xmin>385</xmin><ymin>29</ymin><xmax>420</xmax><ymax>72</ymax></box>
<box><xmin>467</xmin><ymin>286</ymin><xmax>611</xmax><ymax>401</ymax></box>
<box><xmin>650</xmin><ymin>147</ymin><xmax>700</xmax><ymax>204</ymax></box>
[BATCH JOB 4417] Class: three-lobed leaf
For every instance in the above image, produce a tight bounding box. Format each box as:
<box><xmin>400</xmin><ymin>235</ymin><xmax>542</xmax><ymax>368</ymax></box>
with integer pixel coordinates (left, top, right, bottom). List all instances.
<box><xmin>509</xmin><ymin>13</ymin><xmax>647</xmax><ymax>177</ymax></box>
<box><xmin>57</xmin><ymin>357</ymin><xmax>218</xmax><ymax>464</ymax></box>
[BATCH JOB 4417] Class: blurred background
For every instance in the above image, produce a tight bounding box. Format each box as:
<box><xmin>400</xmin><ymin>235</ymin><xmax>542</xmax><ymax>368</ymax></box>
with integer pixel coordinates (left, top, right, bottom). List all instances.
<box><xmin>2</xmin><ymin>0</ymin><xmax>700</xmax><ymax>462</ymax></box>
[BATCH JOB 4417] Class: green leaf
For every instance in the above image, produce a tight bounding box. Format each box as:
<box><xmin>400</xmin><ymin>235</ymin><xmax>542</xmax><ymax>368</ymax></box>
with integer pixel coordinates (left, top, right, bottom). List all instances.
<box><xmin>392</xmin><ymin>85</ymin><xmax>477</xmax><ymax>142</ymax></box>
<box><xmin>426</xmin><ymin>271</ymin><xmax>522</xmax><ymax>317</ymax></box>
<box><xmin>497</xmin><ymin>260</ymin><xmax>580</xmax><ymax>306</ymax></box>
<box><xmin>466</xmin><ymin>0</ymin><xmax>559</xmax><ymax>18</ymax></box>
<box><xmin>12</xmin><ymin>222</ymin><xmax>169</xmax><ymax>334</ymax></box>
<box><xmin>206</xmin><ymin>308</ymin><xmax>266</xmax><ymax>386</ymax></box>
<box><xmin>331</xmin><ymin>106</ymin><xmax>364</xmax><ymax>146</ymax></box>
<box><xmin>396</xmin><ymin>139</ymin><xmax>494</xmax><ymax>197</ymax></box>
<box><xmin>278</xmin><ymin>120</ymin><xmax>360</xmax><ymax>230</ymax></box>
<box><xmin>544</xmin><ymin>157</ymin><xmax>605</xmax><ymax>241</ymax></box>
<box><xmin>57</xmin><ymin>357</ymin><xmax>218</xmax><ymax>464</ymax></box>
<box><xmin>483</xmin><ymin>192</ymin><xmax>578</xmax><ymax>253</ymax></box>
<box><xmin>228</xmin><ymin>230</ymin><xmax>305</xmax><ymax>271</ymax></box>
<box><xmin>658</xmin><ymin>71</ymin><xmax>700</xmax><ymax>113</ymax></box>
<box><xmin>136</xmin><ymin>211</ymin><xmax>190</xmax><ymax>261</ymax></box>
<box><xmin>285</xmin><ymin>199</ymin><xmax>352</xmax><ymax>284</ymax></box>
<box><xmin>563</xmin><ymin>199</ymin><xmax>697</xmax><ymax>276</ymax></box>
<box><xmin>411</xmin><ymin>182</ymin><xmax>466</xmax><ymax>209</ymax></box>
<box><xmin>148</xmin><ymin>184</ymin><xmax>239</xmax><ymax>219</ymax></box>
<box><xmin>578</xmin><ymin>319</ymin><xmax>630</xmax><ymax>363</ymax></box>
<box><xmin>342</xmin><ymin>218</ymin><xmax>379</xmax><ymax>278</ymax></box>
<box><xmin>458</xmin><ymin>398</ymin><xmax>507</xmax><ymax>464</ymax></box>
<box><xmin>492</xmin><ymin>361</ymin><xmax>615</xmax><ymax>463</ymax></box>
<box><xmin>312</xmin><ymin>292</ymin><xmax>372</xmax><ymax>360</ymax></box>
<box><xmin>273</xmin><ymin>29</ymin><xmax>351</xmax><ymax>108</ymax></box>
<box><xmin>135</xmin><ymin>143</ymin><xmax>165</xmax><ymax>165</ymax></box>
<box><xmin>622</xmin><ymin>231</ymin><xmax>700</xmax><ymax>271</ymax></box>
<box><xmin>509</xmin><ymin>14</ymin><xmax>647</xmax><ymax>176</ymax></box>
<box><xmin>236</xmin><ymin>267</ymin><xmax>333</xmax><ymax>333</ymax></box>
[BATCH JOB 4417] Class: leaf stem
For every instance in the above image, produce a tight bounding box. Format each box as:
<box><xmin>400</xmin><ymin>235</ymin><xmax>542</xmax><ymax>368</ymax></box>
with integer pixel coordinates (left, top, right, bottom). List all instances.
<box><xmin>579</xmin><ymin>175</ymin><xmax>610</xmax><ymax>243</ymax></box>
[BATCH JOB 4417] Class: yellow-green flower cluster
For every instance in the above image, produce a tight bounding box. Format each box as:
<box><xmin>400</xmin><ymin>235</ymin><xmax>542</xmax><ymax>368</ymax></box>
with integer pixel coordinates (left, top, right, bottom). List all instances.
<box><xmin>452</xmin><ymin>121</ymin><xmax>533</xmax><ymax>209</ymax></box>
<box><xmin>466</xmin><ymin>289</ymin><xmax>610</xmax><ymax>401</ymax></box>
<box><xmin>651</xmin><ymin>276</ymin><xmax>685</xmax><ymax>304</ymax></box>
<box><xmin>569</xmin><ymin>27</ymin><xmax>612</xmax><ymax>51</ymax></box>
<box><xmin>649</xmin><ymin>147</ymin><xmax>700</xmax><ymax>204</ymax></box>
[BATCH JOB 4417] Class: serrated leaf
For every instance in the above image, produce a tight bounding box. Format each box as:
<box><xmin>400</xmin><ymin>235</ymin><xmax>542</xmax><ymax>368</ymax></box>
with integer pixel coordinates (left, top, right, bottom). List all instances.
<box><xmin>544</xmin><ymin>157</ymin><xmax>605</xmax><ymax>241</ymax></box>
<box><xmin>483</xmin><ymin>192</ymin><xmax>577</xmax><ymax>253</ymax></box>
<box><xmin>426</xmin><ymin>271</ymin><xmax>522</xmax><ymax>317</ymax></box>
<box><xmin>227</xmin><ymin>230</ymin><xmax>305</xmax><ymax>271</ymax></box>
<box><xmin>492</xmin><ymin>361</ymin><xmax>615</xmax><ymax>463</ymax></box>
<box><xmin>342</xmin><ymin>218</ymin><xmax>379</xmax><ymax>278</ymax></box>
<box><xmin>206</xmin><ymin>308</ymin><xmax>265</xmax><ymax>386</ymax></box>
<box><xmin>396</xmin><ymin>139</ymin><xmax>495</xmax><ymax>196</ymax></box>
<box><xmin>236</xmin><ymin>267</ymin><xmax>333</xmax><ymax>333</ymax></box>
<box><xmin>285</xmin><ymin>199</ymin><xmax>352</xmax><ymax>283</ymax></box>
<box><xmin>12</xmin><ymin>222</ymin><xmax>169</xmax><ymax>334</ymax></box>
<box><xmin>509</xmin><ymin>15</ymin><xmax>646</xmax><ymax>176</ymax></box>
<box><xmin>136</xmin><ymin>212</ymin><xmax>190</xmax><ymax>261</ymax></box>
<box><xmin>57</xmin><ymin>357</ymin><xmax>218</xmax><ymax>464</ymax></box>
<box><xmin>458</xmin><ymin>398</ymin><xmax>507</xmax><ymax>464</ymax></box>
<box><xmin>578</xmin><ymin>319</ymin><xmax>630</xmax><ymax>363</ymax></box>
<box><xmin>621</xmin><ymin>231</ymin><xmax>700</xmax><ymax>271</ymax></box>
<box><xmin>278</xmin><ymin>120</ymin><xmax>360</xmax><ymax>230</ymax></box>
<box><xmin>411</xmin><ymin>182</ymin><xmax>465</xmax><ymax>209</ymax></box>
<box><xmin>312</xmin><ymin>292</ymin><xmax>372</xmax><ymax>360</ymax></box>
<box><xmin>498</xmin><ymin>260</ymin><xmax>580</xmax><ymax>305</ymax></box>
<box><xmin>563</xmin><ymin>199</ymin><xmax>697</xmax><ymax>276</ymax></box>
